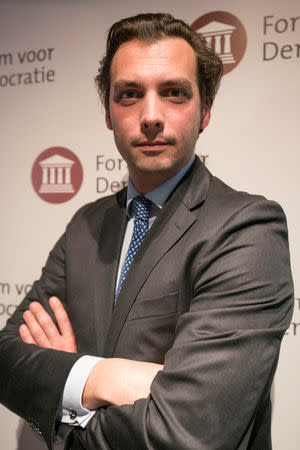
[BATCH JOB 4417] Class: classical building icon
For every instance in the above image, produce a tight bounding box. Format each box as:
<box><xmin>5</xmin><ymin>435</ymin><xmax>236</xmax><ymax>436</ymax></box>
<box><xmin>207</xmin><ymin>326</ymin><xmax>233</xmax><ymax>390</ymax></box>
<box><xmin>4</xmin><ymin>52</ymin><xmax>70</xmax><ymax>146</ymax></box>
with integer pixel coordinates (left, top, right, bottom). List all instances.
<box><xmin>39</xmin><ymin>154</ymin><xmax>75</xmax><ymax>194</ymax></box>
<box><xmin>198</xmin><ymin>20</ymin><xmax>236</xmax><ymax>64</ymax></box>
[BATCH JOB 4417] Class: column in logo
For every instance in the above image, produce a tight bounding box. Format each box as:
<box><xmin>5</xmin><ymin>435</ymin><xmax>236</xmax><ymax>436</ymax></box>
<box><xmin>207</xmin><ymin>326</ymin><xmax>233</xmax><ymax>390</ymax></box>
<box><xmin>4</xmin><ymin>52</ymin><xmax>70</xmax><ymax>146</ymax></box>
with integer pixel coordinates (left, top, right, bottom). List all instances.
<box><xmin>39</xmin><ymin>154</ymin><xmax>75</xmax><ymax>193</ymax></box>
<box><xmin>198</xmin><ymin>21</ymin><xmax>236</xmax><ymax>64</ymax></box>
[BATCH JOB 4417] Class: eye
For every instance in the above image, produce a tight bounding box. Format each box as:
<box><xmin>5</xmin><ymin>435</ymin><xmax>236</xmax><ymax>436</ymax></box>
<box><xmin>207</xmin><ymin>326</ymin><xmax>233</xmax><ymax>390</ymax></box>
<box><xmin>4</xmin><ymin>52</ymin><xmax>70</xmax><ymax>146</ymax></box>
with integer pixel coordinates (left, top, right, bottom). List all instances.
<box><xmin>163</xmin><ymin>88</ymin><xmax>188</xmax><ymax>103</ymax></box>
<box><xmin>121</xmin><ymin>90</ymin><xmax>136</xmax><ymax>99</ymax></box>
<box><xmin>117</xmin><ymin>89</ymin><xmax>141</xmax><ymax>105</ymax></box>
<box><xmin>169</xmin><ymin>89</ymin><xmax>185</xmax><ymax>97</ymax></box>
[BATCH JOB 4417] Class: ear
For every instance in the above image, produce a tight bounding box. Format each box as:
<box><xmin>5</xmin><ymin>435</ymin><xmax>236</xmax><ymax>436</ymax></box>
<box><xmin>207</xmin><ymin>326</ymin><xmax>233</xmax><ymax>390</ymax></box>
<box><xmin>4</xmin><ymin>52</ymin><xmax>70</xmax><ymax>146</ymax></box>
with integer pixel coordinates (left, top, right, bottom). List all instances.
<box><xmin>105</xmin><ymin>109</ymin><xmax>113</xmax><ymax>130</ymax></box>
<box><xmin>200</xmin><ymin>101</ymin><xmax>211</xmax><ymax>131</ymax></box>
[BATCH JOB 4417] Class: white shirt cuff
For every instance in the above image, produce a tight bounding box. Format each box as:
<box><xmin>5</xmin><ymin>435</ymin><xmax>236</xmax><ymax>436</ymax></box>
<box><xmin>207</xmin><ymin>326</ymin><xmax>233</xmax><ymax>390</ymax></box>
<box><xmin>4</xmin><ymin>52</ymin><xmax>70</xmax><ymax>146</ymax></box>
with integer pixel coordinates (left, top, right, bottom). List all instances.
<box><xmin>59</xmin><ymin>355</ymin><xmax>103</xmax><ymax>427</ymax></box>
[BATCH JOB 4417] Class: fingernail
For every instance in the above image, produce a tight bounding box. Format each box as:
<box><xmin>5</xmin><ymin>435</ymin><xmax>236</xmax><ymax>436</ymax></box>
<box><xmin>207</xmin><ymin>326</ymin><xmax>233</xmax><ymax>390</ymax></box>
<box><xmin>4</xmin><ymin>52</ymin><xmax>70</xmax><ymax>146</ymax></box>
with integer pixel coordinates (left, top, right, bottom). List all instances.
<box><xmin>50</xmin><ymin>297</ymin><xmax>57</xmax><ymax>306</ymax></box>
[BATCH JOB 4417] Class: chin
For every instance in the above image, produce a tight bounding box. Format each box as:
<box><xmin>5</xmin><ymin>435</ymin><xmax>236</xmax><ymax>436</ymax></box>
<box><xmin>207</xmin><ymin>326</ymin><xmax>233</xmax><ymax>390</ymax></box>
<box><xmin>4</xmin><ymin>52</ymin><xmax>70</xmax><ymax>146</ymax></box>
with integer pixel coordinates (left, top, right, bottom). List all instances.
<box><xmin>138</xmin><ymin>160</ymin><xmax>175</xmax><ymax>174</ymax></box>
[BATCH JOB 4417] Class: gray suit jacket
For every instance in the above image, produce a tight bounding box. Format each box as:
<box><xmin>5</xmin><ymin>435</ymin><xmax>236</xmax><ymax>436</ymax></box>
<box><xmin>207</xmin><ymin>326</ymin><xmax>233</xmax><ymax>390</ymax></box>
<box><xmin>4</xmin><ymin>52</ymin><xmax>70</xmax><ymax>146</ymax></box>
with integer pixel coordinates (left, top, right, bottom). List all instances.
<box><xmin>0</xmin><ymin>157</ymin><xmax>294</xmax><ymax>449</ymax></box>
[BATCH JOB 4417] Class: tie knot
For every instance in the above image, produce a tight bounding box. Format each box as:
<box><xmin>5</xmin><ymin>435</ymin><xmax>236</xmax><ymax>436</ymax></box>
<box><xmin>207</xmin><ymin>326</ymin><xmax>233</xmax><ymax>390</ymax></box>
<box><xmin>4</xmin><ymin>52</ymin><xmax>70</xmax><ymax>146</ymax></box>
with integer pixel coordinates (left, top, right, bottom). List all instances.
<box><xmin>133</xmin><ymin>195</ymin><xmax>151</xmax><ymax>221</ymax></box>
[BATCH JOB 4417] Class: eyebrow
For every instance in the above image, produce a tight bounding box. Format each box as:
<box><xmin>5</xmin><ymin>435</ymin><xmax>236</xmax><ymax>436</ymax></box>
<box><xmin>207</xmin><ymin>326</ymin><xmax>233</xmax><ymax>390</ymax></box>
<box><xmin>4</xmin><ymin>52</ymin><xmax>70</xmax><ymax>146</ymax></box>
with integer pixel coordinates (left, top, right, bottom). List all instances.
<box><xmin>112</xmin><ymin>81</ymin><xmax>143</xmax><ymax>91</ymax></box>
<box><xmin>112</xmin><ymin>78</ymin><xmax>194</xmax><ymax>93</ymax></box>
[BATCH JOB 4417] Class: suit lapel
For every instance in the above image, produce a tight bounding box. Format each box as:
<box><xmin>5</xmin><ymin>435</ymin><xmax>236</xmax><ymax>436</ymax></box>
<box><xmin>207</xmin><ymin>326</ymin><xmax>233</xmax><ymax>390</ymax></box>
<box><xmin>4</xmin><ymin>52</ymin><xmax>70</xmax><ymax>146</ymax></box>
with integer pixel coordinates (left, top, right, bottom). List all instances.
<box><xmin>104</xmin><ymin>157</ymin><xmax>212</xmax><ymax>357</ymax></box>
<box><xmin>91</xmin><ymin>190</ymin><xmax>127</xmax><ymax>355</ymax></box>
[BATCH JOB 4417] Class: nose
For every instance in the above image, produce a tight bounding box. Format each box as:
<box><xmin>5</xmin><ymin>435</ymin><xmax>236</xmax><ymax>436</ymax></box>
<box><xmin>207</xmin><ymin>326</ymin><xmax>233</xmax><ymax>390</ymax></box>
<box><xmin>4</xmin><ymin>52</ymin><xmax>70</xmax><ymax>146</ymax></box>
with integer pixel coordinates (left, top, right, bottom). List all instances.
<box><xmin>140</xmin><ymin>92</ymin><xmax>164</xmax><ymax>136</ymax></box>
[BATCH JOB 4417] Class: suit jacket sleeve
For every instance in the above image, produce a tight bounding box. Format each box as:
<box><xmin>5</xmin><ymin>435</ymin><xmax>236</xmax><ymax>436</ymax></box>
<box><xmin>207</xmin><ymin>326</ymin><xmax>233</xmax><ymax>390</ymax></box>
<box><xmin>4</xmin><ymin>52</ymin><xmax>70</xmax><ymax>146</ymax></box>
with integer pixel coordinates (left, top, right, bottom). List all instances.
<box><xmin>71</xmin><ymin>198</ymin><xmax>294</xmax><ymax>450</ymax></box>
<box><xmin>0</xmin><ymin>208</ymin><xmax>87</xmax><ymax>448</ymax></box>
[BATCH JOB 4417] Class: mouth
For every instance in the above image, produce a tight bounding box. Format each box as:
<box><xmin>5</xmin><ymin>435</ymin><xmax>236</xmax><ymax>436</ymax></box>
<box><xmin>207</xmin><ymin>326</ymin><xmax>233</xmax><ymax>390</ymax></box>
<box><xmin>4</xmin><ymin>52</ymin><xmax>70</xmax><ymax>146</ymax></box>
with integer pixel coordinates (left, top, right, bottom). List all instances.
<box><xmin>134</xmin><ymin>140</ymin><xmax>171</xmax><ymax>151</ymax></box>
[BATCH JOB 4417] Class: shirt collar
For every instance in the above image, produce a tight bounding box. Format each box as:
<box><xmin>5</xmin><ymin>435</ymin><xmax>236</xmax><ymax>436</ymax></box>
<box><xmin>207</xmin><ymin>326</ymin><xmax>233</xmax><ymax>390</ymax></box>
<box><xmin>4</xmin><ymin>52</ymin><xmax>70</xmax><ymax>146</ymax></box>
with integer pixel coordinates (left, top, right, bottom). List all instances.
<box><xmin>126</xmin><ymin>155</ymin><xmax>195</xmax><ymax>218</ymax></box>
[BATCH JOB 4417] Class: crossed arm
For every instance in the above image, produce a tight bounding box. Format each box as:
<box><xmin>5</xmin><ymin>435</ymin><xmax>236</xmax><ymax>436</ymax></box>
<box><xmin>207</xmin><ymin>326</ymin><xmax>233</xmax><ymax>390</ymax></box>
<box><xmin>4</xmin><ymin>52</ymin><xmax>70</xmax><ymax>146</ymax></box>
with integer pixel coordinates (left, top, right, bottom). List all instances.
<box><xmin>1</xmin><ymin>196</ymin><xmax>294</xmax><ymax>449</ymax></box>
<box><xmin>19</xmin><ymin>297</ymin><xmax>162</xmax><ymax>410</ymax></box>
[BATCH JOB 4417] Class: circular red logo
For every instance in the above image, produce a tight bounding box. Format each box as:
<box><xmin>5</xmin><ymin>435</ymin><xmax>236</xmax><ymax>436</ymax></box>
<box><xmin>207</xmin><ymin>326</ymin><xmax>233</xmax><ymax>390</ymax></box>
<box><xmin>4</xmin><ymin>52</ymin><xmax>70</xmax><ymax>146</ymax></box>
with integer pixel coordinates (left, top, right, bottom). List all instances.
<box><xmin>31</xmin><ymin>147</ymin><xmax>83</xmax><ymax>204</ymax></box>
<box><xmin>191</xmin><ymin>11</ymin><xmax>247</xmax><ymax>75</ymax></box>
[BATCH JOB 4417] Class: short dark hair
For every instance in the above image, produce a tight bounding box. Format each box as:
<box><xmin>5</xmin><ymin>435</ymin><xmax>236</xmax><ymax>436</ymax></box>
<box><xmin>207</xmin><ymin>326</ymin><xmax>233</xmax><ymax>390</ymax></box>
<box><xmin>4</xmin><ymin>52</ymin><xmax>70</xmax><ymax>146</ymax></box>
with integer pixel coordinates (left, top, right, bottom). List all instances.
<box><xmin>95</xmin><ymin>13</ymin><xmax>222</xmax><ymax>111</ymax></box>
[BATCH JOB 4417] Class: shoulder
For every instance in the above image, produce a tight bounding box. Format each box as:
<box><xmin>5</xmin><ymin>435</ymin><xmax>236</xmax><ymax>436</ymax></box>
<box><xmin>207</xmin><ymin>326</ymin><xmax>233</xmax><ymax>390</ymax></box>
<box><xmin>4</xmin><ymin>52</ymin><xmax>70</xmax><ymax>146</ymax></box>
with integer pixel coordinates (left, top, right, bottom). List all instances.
<box><xmin>181</xmin><ymin>158</ymin><xmax>286</xmax><ymax>229</ymax></box>
<box><xmin>67</xmin><ymin>188</ymin><xmax>127</xmax><ymax>228</ymax></box>
<box><xmin>201</xmin><ymin>170</ymin><xmax>287</xmax><ymax>231</ymax></box>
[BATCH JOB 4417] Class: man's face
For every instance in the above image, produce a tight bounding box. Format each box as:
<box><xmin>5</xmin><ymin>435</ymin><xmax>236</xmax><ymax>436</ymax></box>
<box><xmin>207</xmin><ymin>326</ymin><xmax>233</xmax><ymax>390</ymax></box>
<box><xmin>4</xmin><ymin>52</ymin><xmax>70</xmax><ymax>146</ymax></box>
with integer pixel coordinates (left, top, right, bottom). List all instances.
<box><xmin>106</xmin><ymin>37</ymin><xmax>210</xmax><ymax>193</ymax></box>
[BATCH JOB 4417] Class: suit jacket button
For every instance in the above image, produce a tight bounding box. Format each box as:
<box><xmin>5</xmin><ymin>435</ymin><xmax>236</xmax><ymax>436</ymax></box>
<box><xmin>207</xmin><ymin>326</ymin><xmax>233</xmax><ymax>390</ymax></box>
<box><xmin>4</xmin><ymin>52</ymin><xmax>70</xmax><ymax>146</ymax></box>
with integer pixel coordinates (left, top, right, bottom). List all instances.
<box><xmin>69</xmin><ymin>409</ymin><xmax>77</xmax><ymax>420</ymax></box>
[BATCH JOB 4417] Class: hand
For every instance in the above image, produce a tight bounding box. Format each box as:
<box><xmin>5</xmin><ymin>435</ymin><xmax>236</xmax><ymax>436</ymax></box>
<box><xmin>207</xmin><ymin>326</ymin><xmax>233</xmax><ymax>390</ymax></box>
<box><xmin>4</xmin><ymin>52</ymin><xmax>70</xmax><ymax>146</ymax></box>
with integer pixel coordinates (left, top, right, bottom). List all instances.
<box><xmin>19</xmin><ymin>297</ymin><xmax>77</xmax><ymax>353</ymax></box>
<box><xmin>82</xmin><ymin>358</ymin><xmax>163</xmax><ymax>409</ymax></box>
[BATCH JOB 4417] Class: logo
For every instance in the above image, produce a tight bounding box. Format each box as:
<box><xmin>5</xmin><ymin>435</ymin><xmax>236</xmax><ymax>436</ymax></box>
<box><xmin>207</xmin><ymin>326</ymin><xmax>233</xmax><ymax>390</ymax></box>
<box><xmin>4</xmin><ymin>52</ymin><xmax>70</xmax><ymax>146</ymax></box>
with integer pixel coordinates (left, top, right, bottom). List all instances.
<box><xmin>31</xmin><ymin>147</ymin><xmax>83</xmax><ymax>204</ymax></box>
<box><xmin>191</xmin><ymin>11</ymin><xmax>247</xmax><ymax>75</ymax></box>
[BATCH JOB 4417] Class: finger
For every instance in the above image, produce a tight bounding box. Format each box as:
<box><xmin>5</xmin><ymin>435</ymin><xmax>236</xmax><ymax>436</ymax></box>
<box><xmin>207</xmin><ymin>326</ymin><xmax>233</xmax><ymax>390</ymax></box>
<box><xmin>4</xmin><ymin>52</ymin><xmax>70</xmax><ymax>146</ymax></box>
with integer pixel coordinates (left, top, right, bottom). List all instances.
<box><xmin>49</xmin><ymin>297</ymin><xmax>77</xmax><ymax>352</ymax></box>
<box><xmin>49</xmin><ymin>297</ymin><xmax>75</xmax><ymax>338</ymax></box>
<box><xmin>23</xmin><ymin>309</ymin><xmax>51</xmax><ymax>348</ymax></box>
<box><xmin>29</xmin><ymin>301</ymin><xmax>63</xmax><ymax>345</ymax></box>
<box><xmin>19</xmin><ymin>324</ymin><xmax>36</xmax><ymax>345</ymax></box>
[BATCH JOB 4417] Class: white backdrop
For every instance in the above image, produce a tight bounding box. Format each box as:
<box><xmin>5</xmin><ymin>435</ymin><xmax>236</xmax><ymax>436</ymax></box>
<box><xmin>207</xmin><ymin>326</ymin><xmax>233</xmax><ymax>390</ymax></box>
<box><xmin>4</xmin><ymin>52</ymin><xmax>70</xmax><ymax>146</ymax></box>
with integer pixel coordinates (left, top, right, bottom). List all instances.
<box><xmin>0</xmin><ymin>1</ymin><xmax>299</xmax><ymax>448</ymax></box>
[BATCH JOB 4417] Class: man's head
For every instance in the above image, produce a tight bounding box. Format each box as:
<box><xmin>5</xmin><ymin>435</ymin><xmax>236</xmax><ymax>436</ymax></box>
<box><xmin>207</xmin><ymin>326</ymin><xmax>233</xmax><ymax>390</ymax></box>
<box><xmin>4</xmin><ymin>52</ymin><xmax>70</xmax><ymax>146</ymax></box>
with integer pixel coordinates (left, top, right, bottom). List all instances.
<box><xmin>95</xmin><ymin>13</ymin><xmax>222</xmax><ymax>193</ymax></box>
<box><xmin>95</xmin><ymin>13</ymin><xmax>222</xmax><ymax>113</ymax></box>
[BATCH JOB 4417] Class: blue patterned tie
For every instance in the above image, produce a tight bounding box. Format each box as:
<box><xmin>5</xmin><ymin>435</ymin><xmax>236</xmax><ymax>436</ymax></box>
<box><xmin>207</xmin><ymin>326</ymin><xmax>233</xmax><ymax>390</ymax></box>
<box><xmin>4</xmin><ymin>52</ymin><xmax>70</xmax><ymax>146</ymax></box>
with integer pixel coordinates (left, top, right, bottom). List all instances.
<box><xmin>114</xmin><ymin>195</ymin><xmax>151</xmax><ymax>303</ymax></box>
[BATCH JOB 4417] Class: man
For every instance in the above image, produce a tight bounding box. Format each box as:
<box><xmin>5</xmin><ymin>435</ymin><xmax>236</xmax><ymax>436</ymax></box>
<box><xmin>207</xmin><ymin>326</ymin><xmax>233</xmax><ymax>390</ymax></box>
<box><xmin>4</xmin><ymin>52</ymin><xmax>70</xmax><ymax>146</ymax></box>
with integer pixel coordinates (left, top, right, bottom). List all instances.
<box><xmin>0</xmin><ymin>12</ymin><xmax>294</xmax><ymax>450</ymax></box>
